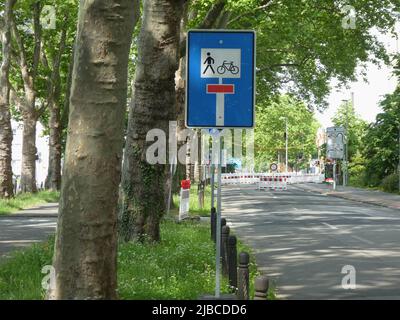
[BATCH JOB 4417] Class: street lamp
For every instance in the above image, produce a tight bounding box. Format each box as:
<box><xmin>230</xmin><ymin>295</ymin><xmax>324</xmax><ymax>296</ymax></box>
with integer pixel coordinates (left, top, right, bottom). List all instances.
<box><xmin>341</xmin><ymin>94</ymin><xmax>353</xmax><ymax>187</ymax></box>
<box><xmin>398</xmin><ymin>123</ymin><xmax>400</xmax><ymax>193</ymax></box>
<box><xmin>280</xmin><ymin>117</ymin><xmax>288</xmax><ymax>173</ymax></box>
<box><xmin>341</xmin><ymin>99</ymin><xmax>349</xmax><ymax>187</ymax></box>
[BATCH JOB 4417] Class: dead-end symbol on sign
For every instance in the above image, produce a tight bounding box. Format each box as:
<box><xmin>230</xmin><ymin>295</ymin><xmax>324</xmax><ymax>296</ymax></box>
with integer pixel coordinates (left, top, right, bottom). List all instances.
<box><xmin>206</xmin><ymin>82</ymin><xmax>235</xmax><ymax>126</ymax></box>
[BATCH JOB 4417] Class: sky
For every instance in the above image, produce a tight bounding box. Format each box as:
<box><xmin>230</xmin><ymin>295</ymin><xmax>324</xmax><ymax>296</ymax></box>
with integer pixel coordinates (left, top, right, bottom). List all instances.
<box><xmin>315</xmin><ymin>25</ymin><xmax>399</xmax><ymax>129</ymax></box>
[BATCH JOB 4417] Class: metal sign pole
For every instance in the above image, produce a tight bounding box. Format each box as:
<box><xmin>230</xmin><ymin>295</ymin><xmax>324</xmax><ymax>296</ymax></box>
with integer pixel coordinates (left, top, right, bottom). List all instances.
<box><xmin>211</xmin><ymin>163</ymin><xmax>215</xmax><ymax>209</ymax></box>
<box><xmin>333</xmin><ymin>160</ymin><xmax>337</xmax><ymax>191</ymax></box>
<box><xmin>215</xmin><ymin>133</ymin><xmax>222</xmax><ymax>298</ymax></box>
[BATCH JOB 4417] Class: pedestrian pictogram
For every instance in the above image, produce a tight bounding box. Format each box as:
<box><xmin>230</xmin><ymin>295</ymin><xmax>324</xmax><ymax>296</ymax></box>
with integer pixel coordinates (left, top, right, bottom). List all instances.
<box><xmin>203</xmin><ymin>52</ymin><xmax>215</xmax><ymax>74</ymax></box>
<box><xmin>186</xmin><ymin>30</ymin><xmax>255</xmax><ymax>128</ymax></box>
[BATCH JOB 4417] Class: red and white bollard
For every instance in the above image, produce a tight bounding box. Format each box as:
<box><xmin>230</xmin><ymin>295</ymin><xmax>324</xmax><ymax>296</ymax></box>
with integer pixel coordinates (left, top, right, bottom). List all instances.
<box><xmin>179</xmin><ymin>179</ymin><xmax>191</xmax><ymax>221</ymax></box>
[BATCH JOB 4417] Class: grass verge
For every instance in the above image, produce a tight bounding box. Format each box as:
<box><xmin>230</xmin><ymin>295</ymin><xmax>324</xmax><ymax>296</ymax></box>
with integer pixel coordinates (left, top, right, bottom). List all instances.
<box><xmin>0</xmin><ymin>184</ymin><xmax>274</xmax><ymax>299</ymax></box>
<box><xmin>0</xmin><ymin>221</ymin><xmax>230</xmax><ymax>299</ymax></box>
<box><xmin>0</xmin><ymin>219</ymin><xmax>270</xmax><ymax>299</ymax></box>
<box><xmin>0</xmin><ymin>191</ymin><xmax>60</xmax><ymax>215</ymax></box>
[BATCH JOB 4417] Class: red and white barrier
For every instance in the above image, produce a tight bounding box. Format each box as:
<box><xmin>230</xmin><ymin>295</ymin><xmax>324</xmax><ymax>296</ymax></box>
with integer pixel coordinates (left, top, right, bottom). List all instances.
<box><xmin>221</xmin><ymin>172</ymin><xmax>324</xmax><ymax>187</ymax></box>
<box><xmin>221</xmin><ymin>173</ymin><xmax>260</xmax><ymax>185</ymax></box>
<box><xmin>258</xmin><ymin>175</ymin><xmax>287</xmax><ymax>191</ymax></box>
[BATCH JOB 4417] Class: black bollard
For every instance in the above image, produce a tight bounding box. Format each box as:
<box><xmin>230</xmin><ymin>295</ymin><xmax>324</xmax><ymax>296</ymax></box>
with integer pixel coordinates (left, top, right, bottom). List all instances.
<box><xmin>221</xmin><ymin>218</ymin><xmax>226</xmax><ymax>228</ymax></box>
<box><xmin>254</xmin><ymin>275</ymin><xmax>269</xmax><ymax>300</ymax></box>
<box><xmin>237</xmin><ymin>252</ymin><xmax>250</xmax><ymax>300</ymax></box>
<box><xmin>227</xmin><ymin>235</ymin><xmax>238</xmax><ymax>290</ymax></box>
<box><xmin>221</xmin><ymin>225</ymin><xmax>230</xmax><ymax>276</ymax></box>
<box><xmin>211</xmin><ymin>207</ymin><xmax>216</xmax><ymax>242</ymax></box>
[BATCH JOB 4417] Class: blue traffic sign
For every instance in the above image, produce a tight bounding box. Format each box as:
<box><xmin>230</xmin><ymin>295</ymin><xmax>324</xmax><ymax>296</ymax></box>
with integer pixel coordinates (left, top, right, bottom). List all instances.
<box><xmin>186</xmin><ymin>30</ymin><xmax>256</xmax><ymax>128</ymax></box>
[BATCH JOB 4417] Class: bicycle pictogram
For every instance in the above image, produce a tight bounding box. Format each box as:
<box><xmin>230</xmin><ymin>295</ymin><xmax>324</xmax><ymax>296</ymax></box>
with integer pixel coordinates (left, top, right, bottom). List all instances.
<box><xmin>217</xmin><ymin>60</ymin><xmax>239</xmax><ymax>75</ymax></box>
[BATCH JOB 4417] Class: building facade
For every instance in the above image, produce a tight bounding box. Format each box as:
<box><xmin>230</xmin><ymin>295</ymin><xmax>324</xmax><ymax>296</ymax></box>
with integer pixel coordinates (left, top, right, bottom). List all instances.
<box><xmin>11</xmin><ymin>120</ymin><xmax>49</xmax><ymax>191</ymax></box>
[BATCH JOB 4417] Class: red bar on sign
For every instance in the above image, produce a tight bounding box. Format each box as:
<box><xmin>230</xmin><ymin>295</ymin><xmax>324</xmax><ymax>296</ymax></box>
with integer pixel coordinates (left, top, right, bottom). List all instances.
<box><xmin>206</xmin><ymin>84</ymin><xmax>235</xmax><ymax>94</ymax></box>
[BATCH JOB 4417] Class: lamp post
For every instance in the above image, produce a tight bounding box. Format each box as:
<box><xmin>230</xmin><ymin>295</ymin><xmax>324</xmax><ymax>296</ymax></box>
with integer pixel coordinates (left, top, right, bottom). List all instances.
<box><xmin>398</xmin><ymin>123</ymin><xmax>400</xmax><ymax>193</ymax></box>
<box><xmin>341</xmin><ymin>95</ymin><xmax>353</xmax><ymax>187</ymax></box>
<box><xmin>280</xmin><ymin>117</ymin><xmax>288</xmax><ymax>173</ymax></box>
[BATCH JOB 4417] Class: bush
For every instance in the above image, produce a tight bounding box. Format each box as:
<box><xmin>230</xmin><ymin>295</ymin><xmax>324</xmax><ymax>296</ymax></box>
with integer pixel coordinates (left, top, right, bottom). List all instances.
<box><xmin>348</xmin><ymin>162</ymin><xmax>367</xmax><ymax>187</ymax></box>
<box><xmin>381</xmin><ymin>173</ymin><xmax>399</xmax><ymax>193</ymax></box>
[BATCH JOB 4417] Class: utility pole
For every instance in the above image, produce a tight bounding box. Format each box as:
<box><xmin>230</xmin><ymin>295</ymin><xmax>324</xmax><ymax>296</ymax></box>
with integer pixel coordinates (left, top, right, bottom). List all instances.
<box><xmin>280</xmin><ymin>117</ymin><xmax>288</xmax><ymax>173</ymax></box>
<box><xmin>348</xmin><ymin>92</ymin><xmax>354</xmax><ymax>185</ymax></box>
<box><xmin>341</xmin><ymin>99</ymin><xmax>348</xmax><ymax>186</ymax></box>
<box><xmin>285</xmin><ymin>117</ymin><xmax>288</xmax><ymax>173</ymax></box>
<box><xmin>398</xmin><ymin>124</ymin><xmax>400</xmax><ymax>193</ymax></box>
<box><xmin>342</xmin><ymin>94</ymin><xmax>353</xmax><ymax>187</ymax></box>
<box><xmin>396</xmin><ymin>34</ymin><xmax>399</xmax><ymax>193</ymax></box>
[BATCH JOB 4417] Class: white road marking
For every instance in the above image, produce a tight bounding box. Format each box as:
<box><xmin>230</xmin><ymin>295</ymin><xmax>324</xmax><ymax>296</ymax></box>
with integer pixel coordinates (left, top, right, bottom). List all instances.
<box><xmin>351</xmin><ymin>235</ymin><xmax>374</xmax><ymax>245</ymax></box>
<box><xmin>322</xmin><ymin>222</ymin><xmax>338</xmax><ymax>230</ymax></box>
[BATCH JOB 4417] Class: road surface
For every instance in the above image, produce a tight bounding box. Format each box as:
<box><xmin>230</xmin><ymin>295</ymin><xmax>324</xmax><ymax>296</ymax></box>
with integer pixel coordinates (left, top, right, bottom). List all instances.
<box><xmin>222</xmin><ymin>184</ymin><xmax>400</xmax><ymax>299</ymax></box>
<box><xmin>0</xmin><ymin>203</ymin><xmax>58</xmax><ymax>258</ymax></box>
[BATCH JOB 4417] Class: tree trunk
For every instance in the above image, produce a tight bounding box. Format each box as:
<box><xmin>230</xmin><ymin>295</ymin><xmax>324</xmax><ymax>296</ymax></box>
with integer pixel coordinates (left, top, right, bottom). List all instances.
<box><xmin>44</xmin><ymin>19</ymin><xmax>68</xmax><ymax>191</ymax></box>
<box><xmin>12</xmin><ymin>3</ymin><xmax>41</xmax><ymax>194</ymax></box>
<box><xmin>119</xmin><ymin>0</ymin><xmax>185</xmax><ymax>243</ymax></box>
<box><xmin>52</xmin><ymin>0</ymin><xmax>138</xmax><ymax>300</ymax></box>
<box><xmin>0</xmin><ymin>0</ymin><xmax>16</xmax><ymax>198</ymax></box>
<box><xmin>20</xmin><ymin>110</ymin><xmax>37</xmax><ymax>193</ymax></box>
<box><xmin>174</xmin><ymin>56</ymin><xmax>187</xmax><ymax>193</ymax></box>
<box><xmin>45</xmin><ymin>100</ymin><xmax>62</xmax><ymax>190</ymax></box>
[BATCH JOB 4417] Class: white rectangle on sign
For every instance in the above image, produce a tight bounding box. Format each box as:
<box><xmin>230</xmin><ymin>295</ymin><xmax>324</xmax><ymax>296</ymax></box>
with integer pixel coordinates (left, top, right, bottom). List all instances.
<box><xmin>201</xmin><ymin>48</ymin><xmax>241</xmax><ymax>78</ymax></box>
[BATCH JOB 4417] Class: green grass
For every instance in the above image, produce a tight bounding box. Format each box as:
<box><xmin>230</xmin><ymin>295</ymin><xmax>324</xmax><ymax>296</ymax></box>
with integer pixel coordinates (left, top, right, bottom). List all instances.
<box><xmin>0</xmin><ymin>238</ymin><xmax>54</xmax><ymax>299</ymax></box>
<box><xmin>0</xmin><ymin>191</ymin><xmax>60</xmax><ymax>215</ymax></box>
<box><xmin>172</xmin><ymin>183</ymin><xmax>275</xmax><ymax>299</ymax></box>
<box><xmin>0</xmin><ymin>184</ymin><xmax>274</xmax><ymax>300</ymax></box>
<box><xmin>0</xmin><ymin>218</ymin><xmax>272</xmax><ymax>299</ymax></box>
<box><xmin>118</xmin><ymin>220</ymin><xmax>230</xmax><ymax>299</ymax></box>
<box><xmin>0</xmin><ymin>221</ymin><xmax>229</xmax><ymax>300</ymax></box>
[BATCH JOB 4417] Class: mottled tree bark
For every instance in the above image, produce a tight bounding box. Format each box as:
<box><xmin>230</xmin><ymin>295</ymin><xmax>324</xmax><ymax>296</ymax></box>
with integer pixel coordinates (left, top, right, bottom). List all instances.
<box><xmin>11</xmin><ymin>2</ymin><xmax>41</xmax><ymax>193</ymax></box>
<box><xmin>0</xmin><ymin>0</ymin><xmax>16</xmax><ymax>198</ymax></box>
<box><xmin>45</xmin><ymin>20</ymin><xmax>68</xmax><ymax>191</ymax></box>
<box><xmin>52</xmin><ymin>0</ymin><xmax>138</xmax><ymax>299</ymax></box>
<box><xmin>45</xmin><ymin>98</ymin><xmax>62</xmax><ymax>191</ymax></box>
<box><xmin>174</xmin><ymin>56</ymin><xmax>187</xmax><ymax>193</ymax></box>
<box><xmin>20</xmin><ymin>111</ymin><xmax>37</xmax><ymax>193</ymax></box>
<box><xmin>119</xmin><ymin>0</ymin><xmax>186</xmax><ymax>242</ymax></box>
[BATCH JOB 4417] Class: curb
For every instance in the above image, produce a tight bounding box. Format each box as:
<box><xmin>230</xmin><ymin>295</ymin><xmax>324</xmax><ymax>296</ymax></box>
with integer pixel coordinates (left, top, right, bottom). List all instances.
<box><xmin>0</xmin><ymin>214</ymin><xmax>59</xmax><ymax>219</ymax></box>
<box><xmin>293</xmin><ymin>184</ymin><xmax>400</xmax><ymax>211</ymax></box>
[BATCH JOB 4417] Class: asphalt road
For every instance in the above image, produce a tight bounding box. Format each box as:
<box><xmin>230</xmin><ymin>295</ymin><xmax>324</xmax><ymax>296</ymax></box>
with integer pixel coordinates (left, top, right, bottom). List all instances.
<box><xmin>222</xmin><ymin>184</ymin><xmax>400</xmax><ymax>300</ymax></box>
<box><xmin>0</xmin><ymin>203</ymin><xmax>58</xmax><ymax>258</ymax></box>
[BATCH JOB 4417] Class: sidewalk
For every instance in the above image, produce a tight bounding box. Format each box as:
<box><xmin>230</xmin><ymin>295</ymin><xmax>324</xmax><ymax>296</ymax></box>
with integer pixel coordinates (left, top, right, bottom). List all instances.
<box><xmin>0</xmin><ymin>203</ymin><xmax>58</xmax><ymax>257</ymax></box>
<box><xmin>293</xmin><ymin>183</ymin><xmax>400</xmax><ymax>210</ymax></box>
<box><xmin>10</xmin><ymin>202</ymin><xmax>59</xmax><ymax>217</ymax></box>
